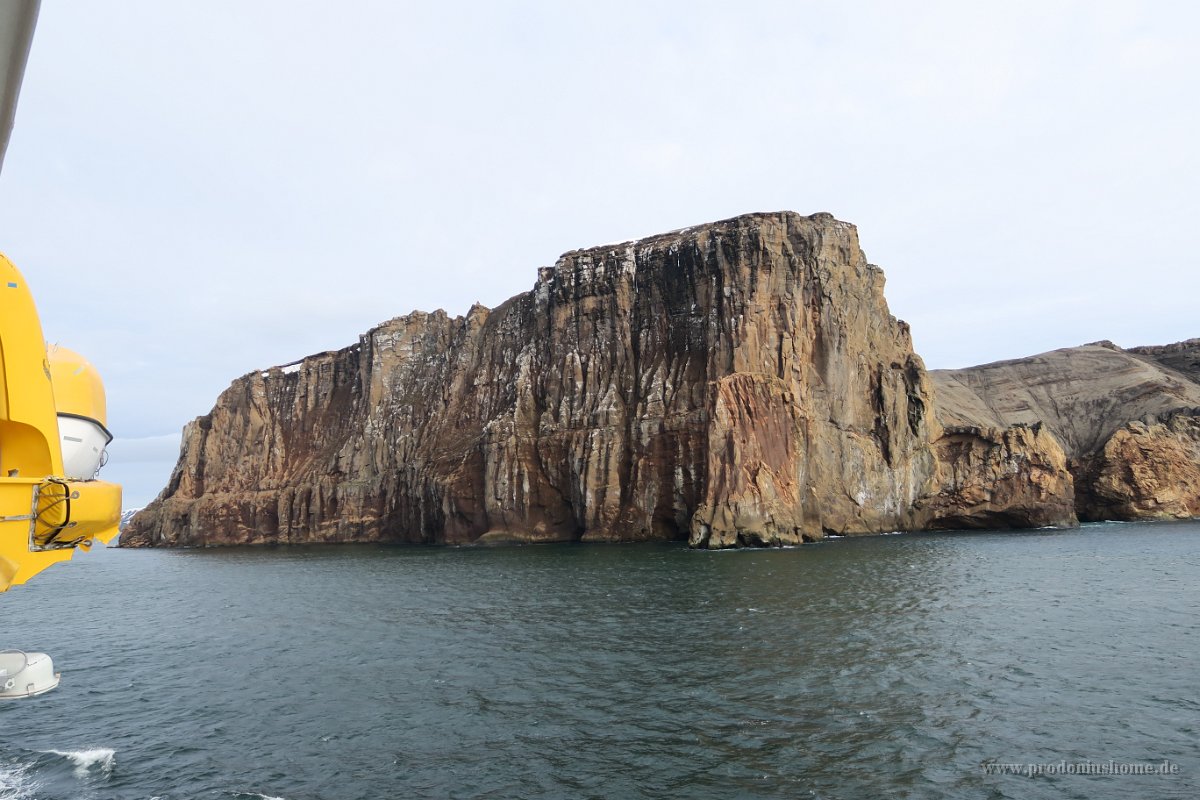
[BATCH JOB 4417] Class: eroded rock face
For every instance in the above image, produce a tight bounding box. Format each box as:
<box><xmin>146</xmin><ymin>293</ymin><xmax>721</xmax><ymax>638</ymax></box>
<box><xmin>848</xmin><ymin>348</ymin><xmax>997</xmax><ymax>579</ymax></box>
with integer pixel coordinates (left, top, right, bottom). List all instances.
<box><xmin>1075</xmin><ymin>412</ymin><xmax>1200</xmax><ymax>521</ymax></box>
<box><xmin>915</xmin><ymin>424</ymin><xmax>1075</xmax><ymax>531</ymax></box>
<box><xmin>125</xmin><ymin>211</ymin><xmax>970</xmax><ymax>549</ymax></box>
<box><xmin>125</xmin><ymin>211</ymin><xmax>1097</xmax><ymax>550</ymax></box>
<box><xmin>931</xmin><ymin>342</ymin><xmax>1200</xmax><ymax>523</ymax></box>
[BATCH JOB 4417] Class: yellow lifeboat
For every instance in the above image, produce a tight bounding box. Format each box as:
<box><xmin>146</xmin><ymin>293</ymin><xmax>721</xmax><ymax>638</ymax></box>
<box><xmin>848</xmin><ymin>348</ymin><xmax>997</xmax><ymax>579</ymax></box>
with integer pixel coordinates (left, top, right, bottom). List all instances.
<box><xmin>0</xmin><ymin>253</ymin><xmax>121</xmax><ymax>591</ymax></box>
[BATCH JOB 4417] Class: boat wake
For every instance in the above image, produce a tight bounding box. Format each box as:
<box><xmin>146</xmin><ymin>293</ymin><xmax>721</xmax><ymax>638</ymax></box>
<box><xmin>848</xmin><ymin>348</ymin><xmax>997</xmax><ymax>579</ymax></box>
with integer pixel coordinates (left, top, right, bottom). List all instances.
<box><xmin>0</xmin><ymin>761</ymin><xmax>34</xmax><ymax>800</ymax></box>
<box><xmin>2</xmin><ymin>748</ymin><xmax>292</xmax><ymax>800</ymax></box>
<box><xmin>0</xmin><ymin>747</ymin><xmax>116</xmax><ymax>800</ymax></box>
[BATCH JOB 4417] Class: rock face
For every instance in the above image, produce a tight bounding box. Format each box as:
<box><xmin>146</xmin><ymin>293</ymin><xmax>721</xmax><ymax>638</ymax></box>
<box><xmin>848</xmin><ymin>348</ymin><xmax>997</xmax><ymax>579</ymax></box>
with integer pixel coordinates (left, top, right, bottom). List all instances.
<box><xmin>932</xmin><ymin>342</ymin><xmax>1200</xmax><ymax>521</ymax></box>
<box><xmin>124</xmin><ymin>211</ymin><xmax>1079</xmax><ymax>549</ymax></box>
<box><xmin>1074</xmin><ymin>412</ymin><xmax>1200</xmax><ymax>521</ymax></box>
<box><xmin>916</xmin><ymin>424</ymin><xmax>1075</xmax><ymax>531</ymax></box>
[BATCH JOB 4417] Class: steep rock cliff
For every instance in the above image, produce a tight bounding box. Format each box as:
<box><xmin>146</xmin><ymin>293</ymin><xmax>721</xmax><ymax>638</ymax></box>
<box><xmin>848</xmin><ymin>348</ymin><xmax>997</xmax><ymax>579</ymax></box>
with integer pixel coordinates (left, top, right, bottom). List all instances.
<box><xmin>124</xmin><ymin>211</ymin><xmax>1081</xmax><ymax>549</ymax></box>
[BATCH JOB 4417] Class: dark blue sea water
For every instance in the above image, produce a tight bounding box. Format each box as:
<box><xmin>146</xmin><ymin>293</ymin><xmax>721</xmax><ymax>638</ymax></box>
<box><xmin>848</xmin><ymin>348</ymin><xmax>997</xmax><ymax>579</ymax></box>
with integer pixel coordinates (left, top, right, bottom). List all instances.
<box><xmin>1</xmin><ymin>522</ymin><xmax>1197</xmax><ymax>800</ymax></box>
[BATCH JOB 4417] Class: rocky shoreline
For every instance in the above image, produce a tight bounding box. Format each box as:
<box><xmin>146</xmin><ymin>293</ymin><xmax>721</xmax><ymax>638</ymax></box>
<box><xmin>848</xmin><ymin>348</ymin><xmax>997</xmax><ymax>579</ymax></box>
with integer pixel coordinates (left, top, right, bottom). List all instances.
<box><xmin>122</xmin><ymin>212</ymin><xmax>1199</xmax><ymax>549</ymax></box>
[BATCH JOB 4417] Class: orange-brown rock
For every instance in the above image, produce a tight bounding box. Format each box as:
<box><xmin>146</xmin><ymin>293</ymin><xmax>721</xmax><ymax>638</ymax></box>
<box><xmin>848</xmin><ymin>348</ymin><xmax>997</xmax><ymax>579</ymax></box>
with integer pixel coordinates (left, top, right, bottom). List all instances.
<box><xmin>914</xmin><ymin>424</ymin><xmax>1075</xmax><ymax>530</ymax></box>
<box><xmin>124</xmin><ymin>211</ymin><xmax>1081</xmax><ymax>550</ymax></box>
<box><xmin>1074</xmin><ymin>412</ymin><xmax>1200</xmax><ymax>520</ymax></box>
<box><xmin>931</xmin><ymin>341</ymin><xmax>1200</xmax><ymax>523</ymax></box>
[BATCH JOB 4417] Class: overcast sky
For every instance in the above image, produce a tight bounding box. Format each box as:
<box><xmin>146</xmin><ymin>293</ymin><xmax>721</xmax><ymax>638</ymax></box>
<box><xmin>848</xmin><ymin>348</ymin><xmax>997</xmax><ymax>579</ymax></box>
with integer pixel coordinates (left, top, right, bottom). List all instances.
<box><xmin>1</xmin><ymin>1</ymin><xmax>1196</xmax><ymax>508</ymax></box>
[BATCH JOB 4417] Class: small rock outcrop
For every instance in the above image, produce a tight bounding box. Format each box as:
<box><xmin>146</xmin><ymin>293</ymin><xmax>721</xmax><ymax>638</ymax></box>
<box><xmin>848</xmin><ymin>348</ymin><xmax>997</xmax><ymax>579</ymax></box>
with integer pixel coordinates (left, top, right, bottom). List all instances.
<box><xmin>125</xmin><ymin>211</ymin><xmax>1078</xmax><ymax>550</ymax></box>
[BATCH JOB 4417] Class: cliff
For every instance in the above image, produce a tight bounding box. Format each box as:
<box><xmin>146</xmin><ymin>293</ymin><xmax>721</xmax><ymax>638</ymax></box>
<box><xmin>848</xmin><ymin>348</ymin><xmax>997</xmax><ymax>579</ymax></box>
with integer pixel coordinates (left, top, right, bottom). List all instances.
<box><xmin>932</xmin><ymin>342</ymin><xmax>1200</xmax><ymax>521</ymax></box>
<box><xmin>917</xmin><ymin>423</ymin><xmax>1075</xmax><ymax>531</ymax></box>
<box><xmin>123</xmin><ymin>211</ymin><xmax>1076</xmax><ymax>549</ymax></box>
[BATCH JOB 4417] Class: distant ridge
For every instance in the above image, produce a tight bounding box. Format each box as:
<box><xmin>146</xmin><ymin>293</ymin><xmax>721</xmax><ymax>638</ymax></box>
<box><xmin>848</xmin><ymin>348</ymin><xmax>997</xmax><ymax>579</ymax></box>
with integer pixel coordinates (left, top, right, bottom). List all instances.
<box><xmin>932</xmin><ymin>340</ymin><xmax>1200</xmax><ymax>520</ymax></box>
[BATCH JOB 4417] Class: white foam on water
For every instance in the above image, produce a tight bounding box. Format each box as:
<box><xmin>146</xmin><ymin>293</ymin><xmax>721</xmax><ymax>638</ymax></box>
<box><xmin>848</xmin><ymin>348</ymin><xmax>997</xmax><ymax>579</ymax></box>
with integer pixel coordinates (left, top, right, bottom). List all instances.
<box><xmin>0</xmin><ymin>762</ymin><xmax>35</xmax><ymax>800</ymax></box>
<box><xmin>41</xmin><ymin>748</ymin><xmax>115</xmax><ymax>778</ymax></box>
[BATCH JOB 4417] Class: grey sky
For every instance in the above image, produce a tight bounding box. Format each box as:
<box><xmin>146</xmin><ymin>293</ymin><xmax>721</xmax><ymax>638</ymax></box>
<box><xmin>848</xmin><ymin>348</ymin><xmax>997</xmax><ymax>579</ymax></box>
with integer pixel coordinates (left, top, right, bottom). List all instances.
<box><xmin>1</xmin><ymin>1</ymin><xmax>1196</xmax><ymax>508</ymax></box>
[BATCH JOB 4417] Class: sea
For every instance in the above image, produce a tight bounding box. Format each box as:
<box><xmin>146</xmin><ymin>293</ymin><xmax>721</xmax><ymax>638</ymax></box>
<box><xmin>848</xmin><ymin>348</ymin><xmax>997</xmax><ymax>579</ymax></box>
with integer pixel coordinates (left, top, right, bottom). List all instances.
<box><xmin>1</xmin><ymin>521</ymin><xmax>1197</xmax><ymax>800</ymax></box>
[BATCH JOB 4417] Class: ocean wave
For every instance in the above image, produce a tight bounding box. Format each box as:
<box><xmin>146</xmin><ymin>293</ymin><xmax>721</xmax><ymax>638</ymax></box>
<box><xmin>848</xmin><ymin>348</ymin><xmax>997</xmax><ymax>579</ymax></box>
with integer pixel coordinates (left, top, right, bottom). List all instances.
<box><xmin>40</xmin><ymin>748</ymin><xmax>115</xmax><ymax>778</ymax></box>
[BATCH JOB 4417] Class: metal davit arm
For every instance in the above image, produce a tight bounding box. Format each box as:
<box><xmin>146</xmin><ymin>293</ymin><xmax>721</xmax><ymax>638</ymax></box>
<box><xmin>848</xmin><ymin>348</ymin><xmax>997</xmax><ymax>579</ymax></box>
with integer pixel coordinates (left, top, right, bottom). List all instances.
<box><xmin>0</xmin><ymin>0</ymin><xmax>40</xmax><ymax>175</ymax></box>
<box><xmin>0</xmin><ymin>256</ymin><xmax>121</xmax><ymax>592</ymax></box>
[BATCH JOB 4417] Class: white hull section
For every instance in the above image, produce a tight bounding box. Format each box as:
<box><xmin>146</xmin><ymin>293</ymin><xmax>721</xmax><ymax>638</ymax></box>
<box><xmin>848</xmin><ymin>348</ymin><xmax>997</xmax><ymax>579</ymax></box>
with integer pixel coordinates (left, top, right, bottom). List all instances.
<box><xmin>58</xmin><ymin>414</ymin><xmax>110</xmax><ymax>480</ymax></box>
<box><xmin>0</xmin><ymin>650</ymin><xmax>60</xmax><ymax>699</ymax></box>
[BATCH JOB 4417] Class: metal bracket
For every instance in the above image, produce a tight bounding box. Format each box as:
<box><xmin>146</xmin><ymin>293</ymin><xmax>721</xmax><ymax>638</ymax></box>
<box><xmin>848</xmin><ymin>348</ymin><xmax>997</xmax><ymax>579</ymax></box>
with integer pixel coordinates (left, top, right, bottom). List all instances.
<box><xmin>27</xmin><ymin>478</ymin><xmax>78</xmax><ymax>551</ymax></box>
